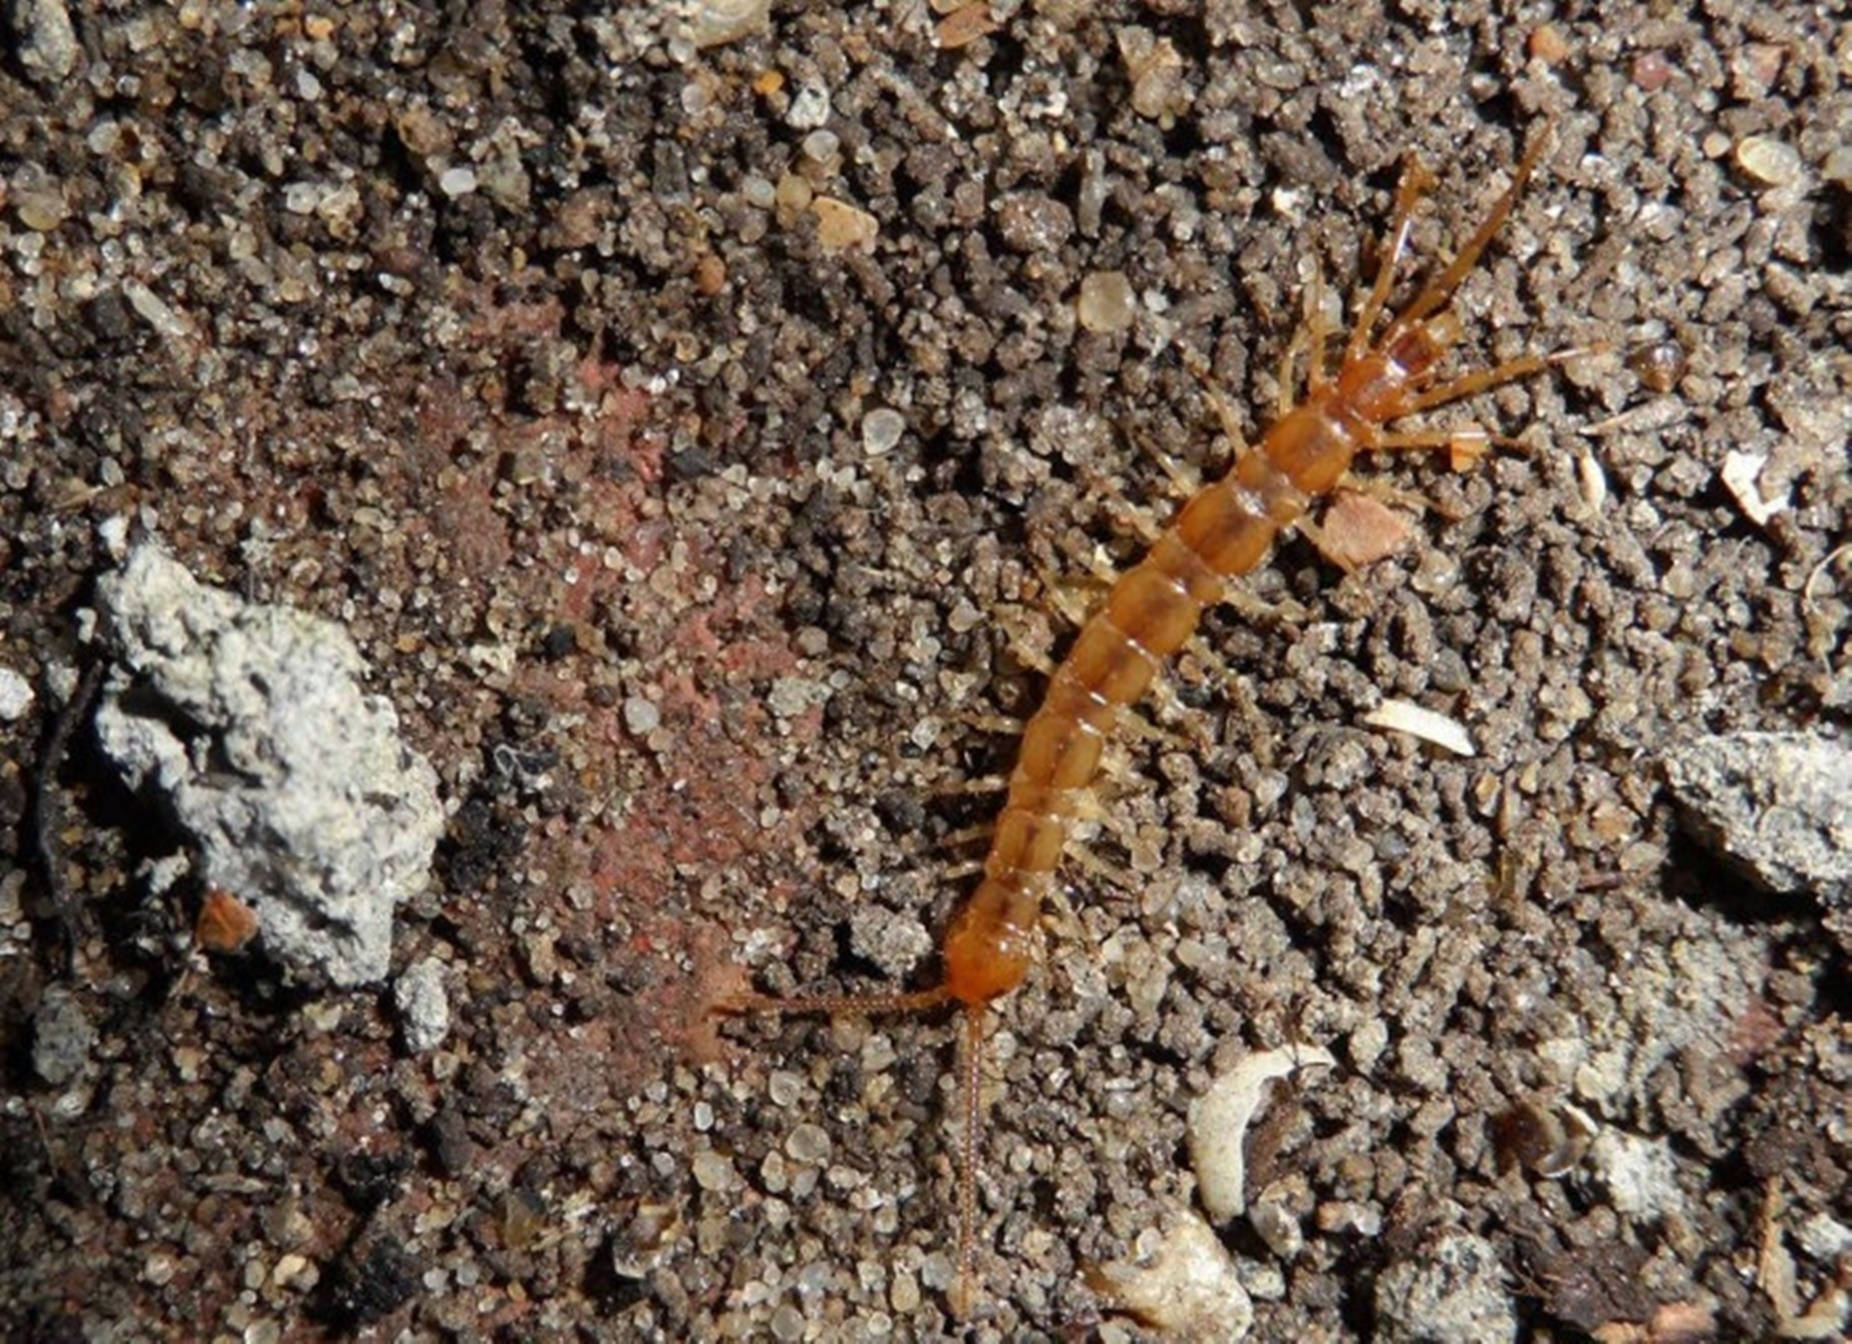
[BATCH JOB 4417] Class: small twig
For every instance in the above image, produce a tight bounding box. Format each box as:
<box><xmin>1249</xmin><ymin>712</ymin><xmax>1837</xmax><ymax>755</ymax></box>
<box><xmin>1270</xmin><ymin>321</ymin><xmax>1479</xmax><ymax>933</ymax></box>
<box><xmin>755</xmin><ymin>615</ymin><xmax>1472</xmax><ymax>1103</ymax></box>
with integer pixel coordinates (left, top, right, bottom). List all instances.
<box><xmin>33</xmin><ymin>660</ymin><xmax>105</xmax><ymax>977</ymax></box>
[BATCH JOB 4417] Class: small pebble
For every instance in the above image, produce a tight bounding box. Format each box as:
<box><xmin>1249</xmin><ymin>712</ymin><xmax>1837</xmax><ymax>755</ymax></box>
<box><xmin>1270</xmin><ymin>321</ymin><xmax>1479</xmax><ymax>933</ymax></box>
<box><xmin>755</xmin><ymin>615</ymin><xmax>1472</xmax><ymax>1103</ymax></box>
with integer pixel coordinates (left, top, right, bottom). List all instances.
<box><xmin>811</xmin><ymin>196</ymin><xmax>877</xmax><ymax>252</ymax></box>
<box><xmin>767</xmin><ymin>676</ymin><xmax>825</xmax><ymax>718</ymax></box>
<box><xmin>1527</xmin><ymin>23</ymin><xmax>1570</xmax><ymax>65</ymax></box>
<box><xmin>1735</xmin><ymin>135</ymin><xmax>1802</xmax><ymax>187</ymax></box>
<box><xmin>690</xmin><ymin>0</ymin><xmax>769</xmax><ymax>49</ymax></box>
<box><xmin>0</xmin><ymin>667</ymin><xmax>33</xmax><ymax>722</ymax></box>
<box><xmin>769</xmin><ymin>1303</ymin><xmax>805</xmax><ymax>1342</ymax></box>
<box><xmin>691</xmin><ymin>1149</ymin><xmax>735</xmax><ymax>1191</ymax></box>
<box><xmin>623</xmin><ymin>696</ymin><xmax>661</xmax><ymax>735</ymax></box>
<box><xmin>890</xmin><ymin>1269</ymin><xmax>921</xmax><ymax>1312</ymax></box>
<box><xmin>768</xmin><ymin>1070</ymin><xmax>803</xmax><ymax>1106</ymax></box>
<box><xmin>785</xmin><ymin>1122</ymin><xmax>831</xmax><ymax>1164</ymax></box>
<box><xmin>693</xmin><ymin>253</ymin><xmax>726</xmax><ymax>295</ymax></box>
<box><xmin>122</xmin><ymin>279</ymin><xmax>188</xmax><ymax>339</ymax></box>
<box><xmin>861</xmin><ymin>407</ymin><xmax>906</xmax><ymax>456</ymax></box>
<box><xmin>438</xmin><ymin>166</ymin><xmax>478</xmax><ymax>197</ymax></box>
<box><xmin>12</xmin><ymin>0</ymin><xmax>79</xmax><ymax>82</ymax></box>
<box><xmin>786</xmin><ymin>82</ymin><xmax>831</xmax><ymax>130</ymax></box>
<box><xmin>394</xmin><ymin>957</ymin><xmax>450</xmax><ymax>1054</ymax></box>
<box><xmin>1078</xmin><ymin>271</ymin><xmax>1137</xmax><ymax>333</ymax></box>
<box><xmin>14</xmin><ymin>186</ymin><xmax>68</xmax><ymax>232</ymax></box>
<box><xmin>775</xmin><ymin>172</ymin><xmax>813</xmax><ymax>215</ymax></box>
<box><xmin>32</xmin><ymin>985</ymin><xmax>95</xmax><ymax>1086</ymax></box>
<box><xmin>801</xmin><ymin>128</ymin><xmax>840</xmax><ymax>164</ymax></box>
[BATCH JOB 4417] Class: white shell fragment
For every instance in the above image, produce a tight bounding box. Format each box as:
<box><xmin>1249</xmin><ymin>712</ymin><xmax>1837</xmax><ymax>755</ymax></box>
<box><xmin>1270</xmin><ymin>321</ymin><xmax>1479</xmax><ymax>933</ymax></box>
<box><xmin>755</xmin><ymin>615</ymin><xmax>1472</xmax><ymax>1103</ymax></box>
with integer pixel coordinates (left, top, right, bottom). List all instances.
<box><xmin>1361</xmin><ymin>699</ymin><xmax>1478</xmax><ymax>757</ymax></box>
<box><xmin>1575</xmin><ymin>445</ymin><xmax>1608</xmax><ymax>513</ymax></box>
<box><xmin>1721</xmin><ymin>449</ymin><xmax>1789</xmax><ymax>526</ymax></box>
<box><xmin>1190</xmin><ymin>1043</ymin><xmax>1337</xmax><ymax>1222</ymax></box>
<box><xmin>687</xmin><ymin>0</ymin><xmax>770</xmax><ymax>49</ymax></box>
<box><xmin>1086</xmin><ymin>1203</ymin><xmax>1254</xmax><ymax>1337</ymax></box>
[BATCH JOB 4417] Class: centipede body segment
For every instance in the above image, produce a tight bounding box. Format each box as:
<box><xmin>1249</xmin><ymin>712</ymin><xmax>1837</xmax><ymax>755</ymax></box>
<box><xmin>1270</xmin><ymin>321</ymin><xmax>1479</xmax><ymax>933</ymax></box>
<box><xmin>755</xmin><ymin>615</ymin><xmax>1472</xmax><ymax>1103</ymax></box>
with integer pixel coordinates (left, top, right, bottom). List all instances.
<box><xmin>721</xmin><ymin>126</ymin><xmax>1576</xmax><ymax>1317</ymax></box>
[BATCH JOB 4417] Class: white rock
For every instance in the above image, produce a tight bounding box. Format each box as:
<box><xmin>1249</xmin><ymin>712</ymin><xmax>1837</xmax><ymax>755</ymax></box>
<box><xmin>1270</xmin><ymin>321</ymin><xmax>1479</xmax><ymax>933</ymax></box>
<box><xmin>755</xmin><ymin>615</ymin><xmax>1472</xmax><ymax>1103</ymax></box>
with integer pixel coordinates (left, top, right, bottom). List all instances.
<box><xmin>0</xmin><ymin>667</ymin><xmax>33</xmax><ymax>722</ymax></box>
<box><xmin>395</xmin><ymin>957</ymin><xmax>450</xmax><ymax>1053</ymax></box>
<box><xmin>94</xmin><ymin>542</ymin><xmax>443</xmax><ymax>986</ymax></box>
<box><xmin>1588</xmin><ymin>1128</ymin><xmax>1683</xmax><ymax>1220</ymax></box>
<box><xmin>1088</xmin><ymin>1204</ymin><xmax>1252</xmax><ymax>1337</ymax></box>
<box><xmin>1374</xmin><ymin>1234</ymin><xmax>1515</xmax><ymax>1344</ymax></box>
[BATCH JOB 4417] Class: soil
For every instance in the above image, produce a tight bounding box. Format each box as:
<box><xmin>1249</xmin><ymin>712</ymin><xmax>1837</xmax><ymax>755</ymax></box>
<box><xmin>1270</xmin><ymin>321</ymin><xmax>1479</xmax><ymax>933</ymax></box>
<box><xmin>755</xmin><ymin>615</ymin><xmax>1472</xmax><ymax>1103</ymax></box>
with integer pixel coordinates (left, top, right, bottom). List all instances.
<box><xmin>2</xmin><ymin>2</ymin><xmax>1848</xmax><ymax>1342</ymax></box>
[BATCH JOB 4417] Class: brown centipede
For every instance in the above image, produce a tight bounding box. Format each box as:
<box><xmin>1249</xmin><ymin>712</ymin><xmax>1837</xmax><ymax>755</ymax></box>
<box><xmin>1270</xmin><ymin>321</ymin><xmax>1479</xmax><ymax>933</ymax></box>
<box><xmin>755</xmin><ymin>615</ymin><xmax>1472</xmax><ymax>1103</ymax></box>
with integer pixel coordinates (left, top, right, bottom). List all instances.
<box><xmin>720</xmin><ymin>126</ymin><xmax>1585</xmax><ymax>1317</ymax></box>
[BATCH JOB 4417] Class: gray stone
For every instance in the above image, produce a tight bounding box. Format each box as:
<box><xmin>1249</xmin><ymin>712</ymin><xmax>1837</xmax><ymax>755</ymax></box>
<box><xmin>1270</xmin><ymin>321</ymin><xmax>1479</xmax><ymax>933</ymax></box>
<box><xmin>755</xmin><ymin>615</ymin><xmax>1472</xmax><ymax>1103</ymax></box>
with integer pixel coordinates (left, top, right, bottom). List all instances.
<box><xmin>94</xmin><ymin>542</ymin><xmax>443</xmax><ymax>986</ymax></box>
<box><xmin>1663</xmin><ymin>732</ymin><xmax>1852</xmax><ymax>951</ymax></box>
<box><xmin>0</xmin><ymin>665</ymin><xmax>32</xmax><ymax>721</ymax></box>
<box><xmin>847</xmin><ymin>903</ymin><xmax>932</xmax><ymax>982</ymax></box>
<box><xmin>8</xmin><ymin>0</ymin><xmax>79</xmax><ymax>83</ymax></box>
<box><xmin>394</xmin><ymin>956</ymin><xmax>450</xmax><ymax>1053</ymax></box>
<box><xmin>32</xmin><ymin>984</ymin><xmax>95</xmax><ymax>1085</ymax></box>
<box><xmin>1588</xmin><ymin>1129</ymin><xmax>1684</xmax><ymax>1220</ymax></box>
<box><xmin>1374</xmin><ymin>1234</ymin><xmax>1515</xmax><ymax>1344</ymax></box>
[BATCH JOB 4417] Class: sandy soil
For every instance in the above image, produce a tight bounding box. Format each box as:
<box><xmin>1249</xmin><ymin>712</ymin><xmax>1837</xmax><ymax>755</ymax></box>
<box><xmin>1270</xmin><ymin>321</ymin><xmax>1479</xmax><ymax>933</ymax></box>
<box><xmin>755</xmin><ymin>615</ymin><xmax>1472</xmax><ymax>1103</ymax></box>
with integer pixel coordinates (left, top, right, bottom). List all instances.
<box><xmin>2</xmin><ymin>2</ymin><xmax>1848</xmax><ymax>1341</ymax></box>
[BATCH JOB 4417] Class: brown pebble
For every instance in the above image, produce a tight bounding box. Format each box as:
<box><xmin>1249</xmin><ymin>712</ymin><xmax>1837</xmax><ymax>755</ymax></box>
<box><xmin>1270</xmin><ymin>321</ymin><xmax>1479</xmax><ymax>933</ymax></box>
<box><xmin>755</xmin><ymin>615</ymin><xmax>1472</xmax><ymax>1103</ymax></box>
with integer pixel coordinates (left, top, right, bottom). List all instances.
<box><xmin>1527</xmin><ymin>24</ymin><xmax>1569</xmax><ymax>66</ymax></box>
<box><xmin>693</xmin><ymin>253</ymin><xmax>727</xmax><ymax>296</ymax></box>
<box><xmin>1316</xmin><ymin>492</ymin><xmax>1412</xmax><ymax>570</ymax></box>
<box><xmin>935</xmin><ymin>3</ymin><xmax>998</xmax><ymax>49</ymax></box>
<box><xmin>811</xmin><ymin>196</ymin><xmax>878</xmax><ymax>252</ymax></box>
<box><xmin>1631</xmin><ymin>50</ymin><xmax>1675</xmax><ymax>92</ymax></box>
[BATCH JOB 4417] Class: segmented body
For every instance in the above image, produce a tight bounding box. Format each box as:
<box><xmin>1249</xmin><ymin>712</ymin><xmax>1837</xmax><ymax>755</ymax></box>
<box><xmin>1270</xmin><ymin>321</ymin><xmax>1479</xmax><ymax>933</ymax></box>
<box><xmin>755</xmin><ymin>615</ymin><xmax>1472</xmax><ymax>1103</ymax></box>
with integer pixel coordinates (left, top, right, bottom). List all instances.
<box><xmin>948</xmin><ymin>379</ymin><xmax>1363</xmax><ymax>1002</ymax></box>
<box><xmin>727</xmin><ymin>128</ymin><xmax>1570</xmax><ymax>1317</ymax></box>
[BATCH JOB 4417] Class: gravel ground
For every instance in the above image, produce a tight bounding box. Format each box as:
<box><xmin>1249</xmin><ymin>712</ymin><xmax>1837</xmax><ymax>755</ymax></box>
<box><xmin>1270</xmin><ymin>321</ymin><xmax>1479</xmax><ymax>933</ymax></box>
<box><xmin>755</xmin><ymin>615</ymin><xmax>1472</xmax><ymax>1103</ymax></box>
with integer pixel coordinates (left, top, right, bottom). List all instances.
<box><xmin>2</xmin><ymin>2</ymin><xmax>1848</xmax><ymax>1342</ymax></box>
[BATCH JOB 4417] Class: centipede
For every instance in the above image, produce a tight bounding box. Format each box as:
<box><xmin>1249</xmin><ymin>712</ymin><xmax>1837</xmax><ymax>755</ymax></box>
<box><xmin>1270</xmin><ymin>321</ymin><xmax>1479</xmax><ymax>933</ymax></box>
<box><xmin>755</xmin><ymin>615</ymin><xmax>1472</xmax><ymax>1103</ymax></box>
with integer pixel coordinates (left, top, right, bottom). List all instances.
<box><xmin>720</xmin><ymin>126</ymin><xmax>1583</xmax><ymax>1317</ymax></box>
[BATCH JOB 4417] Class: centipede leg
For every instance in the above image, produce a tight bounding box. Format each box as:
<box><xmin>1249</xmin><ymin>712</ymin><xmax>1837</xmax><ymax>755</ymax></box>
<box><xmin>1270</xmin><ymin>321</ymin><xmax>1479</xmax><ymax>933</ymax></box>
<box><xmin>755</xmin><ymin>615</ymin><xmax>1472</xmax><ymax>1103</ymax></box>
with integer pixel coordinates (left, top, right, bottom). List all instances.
<box><xmin>1183</xmin><ymin>353</ymin><xmax>1250</xmax><ymax>460</ymax></box>
<box><xmin>1305</xmin><ymin>255</ymin><xmax>1331</xmax><ymax>394</ymax></box>
<box><xmin>935</xmin><ymin>825</ymin><xmax>993</xmax><ymax>857</ymax></box>
<box><xmin>930</xmin><ymin>774</ymin><xmax>1010</xmax><ymax>798</ymax></box>
<box><xmin>1035</xmin><ymin>569</ymin><xmax>1099</xmax><ymax>630</ymax></box>
<box><xmin>1067</xmin><ymin>839</ymin><xmax>1139</xmax><ymax>896</ymax></box>
<box><xmin>1278</xmin><ymin>254</ymin><xmax>1335</xmax><ymax>416</ymax></box>
<box><xmin>1402</xmin><ymin>351</ymin><xmax>1555</xmax><ymax>414</ymax></box>
<box><xmin>1292</xmin><ymin>514</ymin><xmax>1356</xmax><ymax>574</ymax></box>
<box><xmin>953</xmin><ymin>710</ymin><xmax>1025</xmax><ymax>736</ymax></box>
<box><xmin>717</xmin><ymin>985</ymin><xmax>953</xmax><ymax>1019</ymax></box>
<box><xmin>1370</xmin><ymin>426</ymin><xmax>1514</xmax><ymax>472</ymax></box>
<box><xmin>951</xmin><ymin>1003</ymin><xmax>987</xmax><ymax>1320</ymax></box>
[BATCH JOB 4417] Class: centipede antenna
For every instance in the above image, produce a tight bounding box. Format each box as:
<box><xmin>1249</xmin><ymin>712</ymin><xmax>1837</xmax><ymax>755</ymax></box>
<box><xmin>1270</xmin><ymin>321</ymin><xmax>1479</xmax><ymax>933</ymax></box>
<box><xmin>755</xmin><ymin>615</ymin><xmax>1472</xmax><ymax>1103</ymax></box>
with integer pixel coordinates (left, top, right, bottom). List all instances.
<box><xmin>1386</xmin><ymin>129</ymin><xmax>1552</xmax><ymax>338</ymax></box>
<box><xmin>1344</xmin><ymin>160</ymin><xmax>1433</xmax><ymax>365</ymax></box>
